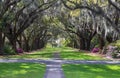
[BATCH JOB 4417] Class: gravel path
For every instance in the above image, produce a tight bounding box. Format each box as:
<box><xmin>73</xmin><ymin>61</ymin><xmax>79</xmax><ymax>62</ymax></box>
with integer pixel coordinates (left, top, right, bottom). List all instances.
<box><xmin>44</xmin><ymin>52</ymin><xmax>65</xmax><ymax>78</ymax></box>
<box><xmin>0</xmin><ymin>56</ymin><xmax>120</xmax><ymax>78</ymax></box>
<box><xmin>62</xmin><ymin>60</ymin><xmax>120</xmax><ymax>64</ymax></box>
<box><xmin>0</xmin><ymin>58</ymin><xmax>120</xmax><ymax>64</ymax></box>
<box><xmin>0</xmin><ymin>54</ymin><xmax>120</xmax><ymax>78</ymax></box>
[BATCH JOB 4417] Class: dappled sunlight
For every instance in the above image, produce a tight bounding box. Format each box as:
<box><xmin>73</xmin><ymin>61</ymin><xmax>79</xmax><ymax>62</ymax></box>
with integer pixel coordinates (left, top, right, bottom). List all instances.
<box><xmin>107</xmin><ymin>65</ymin><xmax>120</xmax><ymax>70</ymax></box>
<box><xmin>20</xmin><ymin>64</ymin><xmax>30</xmax><ymax>69</ymax></box>
<box><xmin>63</xmin><ymin>64</ymin><xmax>120</xmax><ymax>78</ymax></box>
<box><xmin>0</xmin><ymin>47</ymin><xmax>79</xmax><ymax>59</ymax></box>
<box><xmin>60</xmin><ymin>48</ymin><xmax>106</xmax><ymax>60</ymax></box>
<box><xmin>13</xmin><ymin>70</ymin><xmax>27</xmax><ymax>75</ymax></box>
<box><xmin>62</xmin><ymin>49</ymin><xmax>77</xmax><ymax>52</ymax></box>
<box><xmin>0</xmin><ymin>47</ymin><xmax>59</xmax><ymax>59</ymax></box>
<box><xmin>0</xmin><ymin>63</ymin><xmax>46</xmax><ymax>78</ymax></box>
<box><xmin>0</xmin><ymin>47</ymin><xmax>109</xmax><ymax>60</ymax></box>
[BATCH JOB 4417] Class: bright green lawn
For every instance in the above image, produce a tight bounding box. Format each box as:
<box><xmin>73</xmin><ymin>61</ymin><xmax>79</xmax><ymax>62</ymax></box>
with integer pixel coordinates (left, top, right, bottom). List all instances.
<box><xmin>63</xmin><ymin>64</ymin><xmax>120</xmax><ymax>78</ymax></box>
<box><xmin>60</xmin><ymin>47</ymin><xmax>107</xmax><ymax>60</ymax></box>
<box><xmin>0</xmin><ymin>63</ymin><xmax>45</xmax><ymax>78</ymax></box>
<box><xmin>0</xmin><ymin>47</ymin><xmax>59</xmax><ymax>59</ymax></box>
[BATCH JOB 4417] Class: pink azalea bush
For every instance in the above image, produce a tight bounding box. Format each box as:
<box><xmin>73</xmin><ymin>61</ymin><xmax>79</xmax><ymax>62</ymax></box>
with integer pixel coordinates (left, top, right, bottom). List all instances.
<box><xmin>92</xmin><ymin>48</ymin><xmax>99</xmax><ymax>53</ymax></box>
<box><xmin>17</xmin><ymin>48</ymin><xmax>24</xmax><ymax>53</ymax></box>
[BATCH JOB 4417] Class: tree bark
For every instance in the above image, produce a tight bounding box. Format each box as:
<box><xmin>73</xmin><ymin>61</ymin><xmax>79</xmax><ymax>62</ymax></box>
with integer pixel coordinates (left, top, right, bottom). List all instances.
<box><xmin>0</xmin><ymin>29</ymin><xmax>4</xmax><ymax>55</ymax></box>
<box><xmin>98</xmin><ymin>35</ymin><xmax>105</xmax><ymax>53</ymax></box>
<box><xmin>79</xmin><ymin>38</ymin><xmax>86</xmax><ymax>50</ymax></box>
<box><xmin>79</xmin><ymin>37</ymin><xmax>92</xmax><ymax>51</ymax></box>
<box><xmin>25</xmin><ymin>41</ymin><xmax>30</xmax><ymax>52</ymax></box>
<box><xmin>8</xmin><ymin>38</ymin><xmax>17</xmax><ymax>52</ymax></box>
<box><xmin>85</xmin><ymin>39</ymin><xmax>91</xmax><ymax>50</ymax></box>
<box><xmin>18</xmin><ymin>35</ymin><xmax>22</xmax><ymax>48</ymax></box>
<box><xmin>11</xmin><ymin>40</ymin><xmax>17</xmax><ymax>52</ymax></box>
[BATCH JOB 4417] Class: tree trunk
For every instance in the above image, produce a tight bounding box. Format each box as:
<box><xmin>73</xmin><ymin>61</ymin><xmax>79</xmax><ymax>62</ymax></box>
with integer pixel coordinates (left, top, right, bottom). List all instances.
<box><xmin>73</xmin><ymin>40</ymin><xmax>79</xmax><ymax>48</ymax></box>
<box><xmin>79</xmin><ymin>38</ymin><xmax>86</xmax><ymax>50</ymax></box>
<box><xmin>99</xmin><ymin>36</ymin><xmax>105</xmax><ymax>49</ymax></box>
<box><xmin>79</xmin><ymin>37</ymin><xmax>92</xmax><ymax>51</ymax></box>
<box><xmin>11</xmin><ymin>40</ymin><xmax>17</xmax><ymax>52</ymax></box>
<box><xmin>98</xmin><ymin>35</ymin><xmax>105</xmax><ymax>54</ymax></box>
<box><xmin>106</xmin><ymin>36</ymin><xmax>113</xmax><ymax>43</ymax></box>
<box><xmin>36</xmin><ymin>38</ymin><xmax>39</xmax><ymax>49</ymax></box>
<box><xmin>8</xmin><ymin>38</ymin><xmax>17</xmax><ymax>52</ymax></box>
<box><xmin>17</xmin><ymin>39</ymin><xmax>22</xmax><ymax>48</ymax></box>
<box><xmin>24</xmin><ymin>40</ymin><xmax>30</xmax><ymax>52</ymax></box>
<box><xmin>0</xmin><ymin>29</ymin><xmax>4</xmax><ymax>55</ymax></box>
<box><xmin>39</xmin><ymin>40</ymin><xmax>45</xmax><ymax>49</ymax></box>
<box><xmin>25</xmin><ymin>42</ymin><xmax>30</xmax><ymax>52</ymax></box>
<box><xmin>18</xmin><ymin>35</ymin><xmax>22</xmax><ymax>48</ymax></box>
<box><xmin>85</xmin><ymin>39</ymin><xmax>91</xmax><ymax>50</ymax></box>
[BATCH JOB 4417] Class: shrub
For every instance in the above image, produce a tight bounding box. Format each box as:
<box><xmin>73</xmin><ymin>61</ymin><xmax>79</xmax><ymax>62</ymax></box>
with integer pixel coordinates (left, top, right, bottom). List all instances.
<box><xmin>95</xmin><ymin>44</ymin><xmax>100</xmax><ymax>48</ymax></box>
<box><xmin>16</xmin><ymin>48</ymin><xmax>24</xmax><ymax>53</ymax></box>
<box><xmin>92</xmin><ymin>48</ymin><xmax>99</xmax><ymax>53</ymax></box>
<box><xmin>112</xmin><ymin>47</ymin><xmax>120</xmax><ymax>58</ymax></box>
<box><xmin>115</xmin><ymin>40</ymin><xmax>120</xmax><ymax>46</ymax></box>
<box><xmin>106</xmin><ymin>42</ymin><xmax>120</xmax><ymax>58</ymax></box>
<box><xmin>3</xmin><ymin>45</ymin><xmax>16</xmax><ymax>55</ymax></box>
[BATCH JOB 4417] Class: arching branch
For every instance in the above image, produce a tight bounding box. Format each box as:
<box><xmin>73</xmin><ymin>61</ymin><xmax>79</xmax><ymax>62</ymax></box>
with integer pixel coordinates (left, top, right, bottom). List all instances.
<box><xmin>108</xmin><ymin>0</ymin><xmax>120</xmax><ymax>11</ymax></box>
<box><xmin>61</xmin><ymin>0</ymin><xmax>120</xmax><ymax>33</ymax></box>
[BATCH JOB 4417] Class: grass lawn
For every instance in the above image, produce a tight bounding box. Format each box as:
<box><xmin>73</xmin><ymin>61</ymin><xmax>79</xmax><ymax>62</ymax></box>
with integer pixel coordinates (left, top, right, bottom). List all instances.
<box><xmin>0</xmin><ymin>47</ymin><xmax>59</xmax><ymax>59</ymax></box>
<box><xmin>0</xmin><ymin>47</ymin><xmax>107</xmax><ymax>60</ymax></box>
<box><xmin>0</xmin><ymin>63</ymin><xmax>46</xmax><ymax>78</ymax></box>
<box><xmin>60</xmin><ymin>47</ymin><xmax>107</xmax><ymax>60</ymax></box>
<box><xmin>63</xmin><ymin>64</ymin><xmax>120</xmax><ymax>78</ymax></box>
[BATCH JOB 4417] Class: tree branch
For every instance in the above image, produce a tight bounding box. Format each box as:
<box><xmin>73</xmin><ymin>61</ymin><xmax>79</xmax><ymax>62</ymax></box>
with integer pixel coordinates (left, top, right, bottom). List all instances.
<box><xmin>108</xmin><ymin>0</ymin><xmax>120</xmax><ymax>11</ymax></box>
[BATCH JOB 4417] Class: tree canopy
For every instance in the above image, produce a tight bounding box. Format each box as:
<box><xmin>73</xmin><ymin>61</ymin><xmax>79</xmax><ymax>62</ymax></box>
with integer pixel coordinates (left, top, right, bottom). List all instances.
<box><xmin>0</xmin><ymin>0</ymin><xmax>120</xmax><ymax>54</ymax></box>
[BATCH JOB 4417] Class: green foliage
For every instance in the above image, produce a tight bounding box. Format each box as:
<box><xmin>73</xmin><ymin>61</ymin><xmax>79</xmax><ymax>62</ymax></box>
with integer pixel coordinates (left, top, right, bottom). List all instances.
<box><xmin>64</xmin><ymin>38</ymin><xmax>72</xmax><ymax>47</ymax></box>
<box><xmin>107</xmin><ymin>40</ymin><xmax>120</xmax><ymax>49</ymax></box>
<box><xmin>91</xmin><ymin>36</ymin><xmax>99</xmax><ymax>47</ymax></box>
<box><xmin>46</xmin><ymin>43</ymin><xmax>53</xmax><ymax>48</ymax></box>
<box><xmin>107</xmin><ymin>40</ymin><xmax>120</xmax><ymax>58</ymax></box>
<box><xmin>115</xmin><ymin>40</ymin><xmax>120</xmax><ymax>47</ymax></box>
<box><xmin>112</xmin><ymin>47</ymin><xmax>120</xmax><ymax>58</ymax></box>
<box><xmin>0</xmin><ymin>19</ymin><xmax>5</xmax><ymax>29</ymax></box>
<box><xmin>95</xmin><ymin>44</ymin><xmax>100</xmax><ymax>48</ymax></box>
<box><xmin>3</xmin><ymin>45</ymin><xmax>16</xmax><ymax>55</ymax></box>
<box><xmin>60</xmin><ymin>38</ymin><xmax>66</xmax><ymax>47</ymax></box>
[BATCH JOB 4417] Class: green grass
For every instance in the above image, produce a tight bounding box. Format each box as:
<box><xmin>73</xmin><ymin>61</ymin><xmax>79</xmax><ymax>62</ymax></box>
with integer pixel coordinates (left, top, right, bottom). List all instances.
<box><xmin>0</xmin><ymin>47</ymin><xmax>107</xmax><ymax>60</ymax></box>
<box><xmin>60</xmin><ymin>47</ymin><xmax>107</xmax><ymax>60</ymax></box>
<box><xmin>0</xmin><ymin>63</ymin><xmax>46</xmax><ymax>78</ymax></box>
<box><xmin>0</xmin><ymin>47</ymin><xmax>59</xmax><ymax>59</ymax></box>
<box><xmin>63</xmin><ymin>64</ymin><xmax>120</xmax><ymax>78</ymax></box>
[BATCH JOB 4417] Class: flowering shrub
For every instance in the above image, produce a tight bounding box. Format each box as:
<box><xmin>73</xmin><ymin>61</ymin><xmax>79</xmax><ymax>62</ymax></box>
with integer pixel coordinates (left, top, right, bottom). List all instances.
<box><xmin>107</xmin><ymin>46</ymin><xmax>116</xmax><ymax>52</ymax></box>
<box><xmin>17</xmin><ymin>48</ymin><xmax>24</xmax><ymax>53</ymax></box>
<box><xmin>105</xmin><ymin>41</ymin><xmax>120</xmax><ymax>58</ymax></box>
<box><xmin>92</xmin><ymin>48</ymin><xmax>99</xmax><ymax>53</ymax></box>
